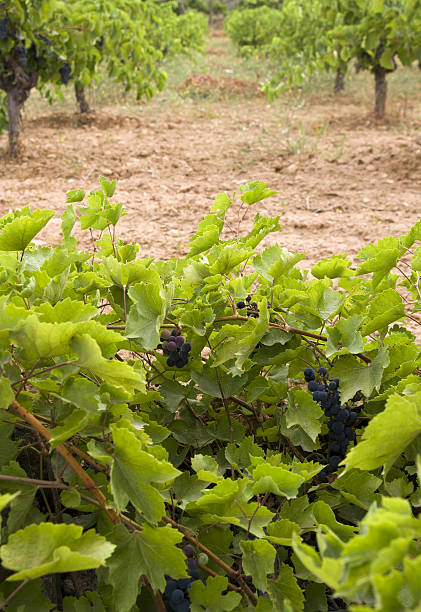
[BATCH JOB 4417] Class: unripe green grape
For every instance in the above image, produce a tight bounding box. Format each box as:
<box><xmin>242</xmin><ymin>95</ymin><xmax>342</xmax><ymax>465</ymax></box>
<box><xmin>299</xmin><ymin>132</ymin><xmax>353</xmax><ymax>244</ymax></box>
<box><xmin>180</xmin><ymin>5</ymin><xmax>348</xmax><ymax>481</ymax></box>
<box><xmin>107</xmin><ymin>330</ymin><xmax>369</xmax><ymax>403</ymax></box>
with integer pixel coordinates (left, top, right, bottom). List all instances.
<box><xmin>197</xmin><ymin>552</ymin><xmax>208</xmax><ymax>566</ymax></box>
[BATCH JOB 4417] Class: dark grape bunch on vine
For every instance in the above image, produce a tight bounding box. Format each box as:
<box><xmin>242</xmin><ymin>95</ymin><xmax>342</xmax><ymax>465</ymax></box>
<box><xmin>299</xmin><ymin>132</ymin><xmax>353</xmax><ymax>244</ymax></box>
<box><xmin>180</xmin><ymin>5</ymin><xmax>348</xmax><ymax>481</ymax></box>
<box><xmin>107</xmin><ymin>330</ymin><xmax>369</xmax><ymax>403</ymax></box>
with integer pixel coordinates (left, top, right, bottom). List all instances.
<box><xmin>0</xmin><ymin>17</ymin><xmax>11</xmax><ymax>40</ymax></box>
<box><xmin>160</xmin><ymin>328</ymin><xmax>191</xmax><ymax>368</ymax></box>
<box><xmin>58</xmin><ymin>61</ymin><xmax>72</xmax><ymax>84</ymax></box>
<box><xmin>162</xmin><ymin>545</ymin><xmax>201</xmax><ymax>612</ymax></box>
<box><xmin>304</xmin><ymin>367</ymin><xmax>358</xmax><ymax>483</ymax></box>
<box><xmin>0</xmin><ymin>15</ymin><xmax>72</xmax><ymax>87</ymax></box>
<box><xmin>236</xmin><ymin>294</ymin><xmax>259</xmax><ymax>318</ymax></box>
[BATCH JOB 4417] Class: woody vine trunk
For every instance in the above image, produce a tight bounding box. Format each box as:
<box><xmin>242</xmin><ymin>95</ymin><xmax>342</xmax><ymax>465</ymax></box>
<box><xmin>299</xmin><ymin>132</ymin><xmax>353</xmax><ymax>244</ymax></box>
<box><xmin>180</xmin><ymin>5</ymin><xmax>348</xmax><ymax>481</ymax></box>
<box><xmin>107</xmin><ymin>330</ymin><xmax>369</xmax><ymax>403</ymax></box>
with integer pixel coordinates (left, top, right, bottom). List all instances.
<box><xmin>374</xmin><ymin>65</ymin><xmax>387</xmax><ymax>119</ymax></box>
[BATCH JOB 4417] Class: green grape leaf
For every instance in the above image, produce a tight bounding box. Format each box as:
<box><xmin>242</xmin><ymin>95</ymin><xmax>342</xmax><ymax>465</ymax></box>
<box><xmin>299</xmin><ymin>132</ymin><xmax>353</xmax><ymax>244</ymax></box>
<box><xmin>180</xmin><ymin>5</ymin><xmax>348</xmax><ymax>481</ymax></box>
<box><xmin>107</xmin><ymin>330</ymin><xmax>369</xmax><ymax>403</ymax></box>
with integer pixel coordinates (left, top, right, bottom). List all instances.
<box><xmin>343</xmin><ymin>392</ymin><xmax>421</xmax><ymax>472</ymax></box>
<box><xmin>303</xmin><ymin>582</ymin><xmax>327</xmax><ymax>612</ymax></box>
<box><xmin>61</xmin><ymin>204</ymin><xmax>77</xmax><ymax>239</ymax></box>
<box><xmin>210</xmin><ymin>244</ymin><xmax>254</xmax><ymax>276</ymax></box>
<box><xmin>159</xmin><ymin>379</ymin><xmax>194</xmax><ymax>413</ymax></box>
<box><xmin>49</xmin><ymin>409</ymin><xmax>90</xmax><ymax>449</ymax></box>
<box><xmin>62</xmin><ymin>592</ymin><xmax>106</xmax><ymax>612</ymax></box>
<box><xmin>191</xmin><ymin>454</ymin><xmax>222</xmax><ymax>483</ymax></box>
<box><xmin>240</xmin><ymin>181</ymin><xmax>277</xmax><ymax>205</ymax></box>
<box><xmin>251</xmin><ymin>462</ymin><xmax>305</xmax><ymax>499</ymax></box>
<box><xmin>110</xmin><ymin>425</ymin><xmax>180</xmax><ymax>523</ymax></box>
<box><xmin>0</xmin><ymin>578</ymin><xmax>54</xmax><ymax>611</ymax></box>
<box><xmin>0</xmin><ymin>377</ymin><xmax>14</xmax><ymax>410</ymax></box>
<box><xmin>188</xmin><ymin>225</ymin><xmax>221</xmax><ymax>256</ymax></box>
<box><xmin>190</xmin><ymin>576</ymin><xmax>242</xmax><ymax>612</ymax></box>
<box><xmin>0</xmin><ymin>461</ymin><xmax>37</xmax><ymax>533</ymax></box>
<box><xmin>361</xmin><ymin>289</ymin><xmax>405</xmax><ymax>336</ymax></box>
<box><xmin>11</xmin><ymin>316</ymin><xmax>77</xmax><ymax>362</ymax></box>
<box><xmin>126</xmin><ymin>281</ymin><xmax>166</xmax><ymax>349</ymax></box>
<box><xmin>329</xmin><ymin>347</ymin><xmax>389</xmax><ymax>403</ymax></box>
<box><xmin>180</xmin><ymin>306</ymin><xmax>215</xmax><ymax>335</ymax></box>
<box><xmin>61</xmin><ymin>378</ymin><xmax>107</xmax><ymax>414</ymax></box>
<box><xmin>242</xmin><ymin>214</ymin><xmax>281</xmax><ymax>249</ymax></box>
<box><xmin>1</xmin><ymin>523</ymin><xmax>115</xmax><ymax>581</ymax></box>
<box><xmin>267</xmin><ymin>563</ymin><xmax>304</xmax><ymax>612</ymax></box>
<box><xmin>333</xmin><ymin>470</ymin><xmax>381</xmax><ymax>510</ymax></box>
<box><xmin>72</xmin><ymin>334</ymin><xmax>145</xmax><ymax>392</ymax></box>
<box><xmin>266</xmin><ymin>519</ymin><xmax>300</xmax><ymax>546</ymax></box>
<box><xmin>187</xmin><ymin>478</ymin><xmax>274</xmax><ymax>536</ymax></box>
<box><xmin>107</xmin><ymin>523</ymin><xmax>186</xmax><ymax>608</ymax></box>
<box><xmin>291</xmin><ymin>533</ymin><xmax>340</xmax><ymax>591</ymax></box>
<box><xmin>0</xmin><ymin>209</ymin><xmax>55</xmax><ymax>251</ymax></box>
<box><xmin>240</xmin><ymin>539</ymin><xmax>277</xmax><ymax>591</ymax></box>
<box><xmin>36</xmin><ymin>298</ymin><xmax>97</xmax><ymax>323</ymax></box>
<box><xmin>308</xmin><ymin>282</ymin><xmax>344</xmax><ymax>320</ymax></box>
<box><xmin>326</xmin><ymin>315</ymin><xmax>364</xmax><ymax>357</ymax></box>
<box><xmin>0</xmin><ymin>492</ymin><xmax>19</xmax><ymax>512</ymax></box>
<box><xmin>213</xmin><ymin>302</ymin><xmax>270</xmax><ymax>375</ymax></box>
<box><xmin>99</xmin><ymin>175</ymin><xmax>117</xmax><ymax>198</ymax></box>
<box><xmin>287</xmin><ymin>389</ymin><xmax>323</xmax><ymax>443</ymax></box>
<box><xmin>225</xmin><ymin>436</ymin><xmax>265</xmax><ymax>470</ymax></box>
<box><xmin>66</xmin><ymin>190</ymin><xmax>86</xmax><ymax>203</ymax></box>
<box><xmin>311</xmin><ymin>255</ymin><xmax>353</xmax><ymax>279</ymax></box>
<box><xmin>412</xmin><ymin>245</ymin><xmax>421</xmax><ymax>271</ymax></box>
<box><xmin>253</xmin><ymin>245</ymin><xmax>305</xmax><ymax>283</ymax></box>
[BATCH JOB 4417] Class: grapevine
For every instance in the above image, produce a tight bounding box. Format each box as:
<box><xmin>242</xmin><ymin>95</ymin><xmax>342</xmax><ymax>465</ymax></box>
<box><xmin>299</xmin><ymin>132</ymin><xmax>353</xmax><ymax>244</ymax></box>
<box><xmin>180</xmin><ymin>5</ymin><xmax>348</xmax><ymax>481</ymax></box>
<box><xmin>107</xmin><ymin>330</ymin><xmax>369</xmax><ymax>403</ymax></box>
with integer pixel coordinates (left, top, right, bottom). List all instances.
<box><xmin>0</xmin><ymin>177</ymin><xmax>419</xmax><ymax>610</ymax></box>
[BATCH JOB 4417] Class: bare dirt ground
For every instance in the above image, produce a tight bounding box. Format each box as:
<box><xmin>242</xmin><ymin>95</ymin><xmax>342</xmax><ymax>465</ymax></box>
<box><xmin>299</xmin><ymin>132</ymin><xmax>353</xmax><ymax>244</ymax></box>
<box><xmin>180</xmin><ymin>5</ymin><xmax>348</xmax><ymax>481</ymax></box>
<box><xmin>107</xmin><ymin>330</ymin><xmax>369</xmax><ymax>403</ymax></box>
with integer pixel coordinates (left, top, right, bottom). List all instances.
<box><xmin>0</xmin><ymin>29</ymin><xmax>420</xmax><ymax>270</ymax></box>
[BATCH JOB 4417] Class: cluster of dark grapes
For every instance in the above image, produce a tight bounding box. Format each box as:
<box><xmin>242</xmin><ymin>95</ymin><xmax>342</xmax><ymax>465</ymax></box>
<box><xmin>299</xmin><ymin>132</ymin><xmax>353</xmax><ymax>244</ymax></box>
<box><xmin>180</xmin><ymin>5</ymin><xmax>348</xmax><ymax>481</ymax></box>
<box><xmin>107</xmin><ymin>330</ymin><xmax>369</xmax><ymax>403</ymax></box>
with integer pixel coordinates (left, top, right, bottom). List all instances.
<box><xmin>163</xmin><ymin>545</ymin><xmax>200</xmax><ymax>612</ymax></box>
<box><xmin>15</xmin><ymin>45</ymin><xmax>27</xmax><ymax>66</ymax></box>
<box><xmin>58</xmin><ymin>62</ymin><xmax>72</xmax><ymax>84</ymax></box>
<box><xmin>0</xmin><ymin>16</ymin><xmax>72</xmax><ymax>87</ymax></box>
<box><xmin>0</xmin><ymin>18</ymin><xmax>11</xmax><ymax>40</ymax></box>
<box><xmin>236</xmin><ymin>295</ymin><xmax>259</xmax><ymax>318</ymax></box>
<box><xmin>304</xmin><ymin>367</ymin><xmax>357</xmax><ymax>483</ymax></box>
<box><xmin>160</xmin><ymin>328</ymin><xmax>191</xmax><ymax>369</ymax></box>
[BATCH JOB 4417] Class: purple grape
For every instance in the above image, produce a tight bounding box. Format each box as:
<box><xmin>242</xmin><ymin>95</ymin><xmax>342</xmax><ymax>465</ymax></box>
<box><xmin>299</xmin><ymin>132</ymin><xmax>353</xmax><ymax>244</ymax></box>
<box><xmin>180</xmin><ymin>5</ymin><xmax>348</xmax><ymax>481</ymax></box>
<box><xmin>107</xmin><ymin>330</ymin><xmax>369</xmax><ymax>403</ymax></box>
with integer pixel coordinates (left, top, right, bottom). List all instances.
<box><xmin>175</xmin><ymin>336</ymin><xmax>184</xmax><ymax>347</ymax></box>
<box><xmin>183</xmin><ymin>545</ymin><xmax>195</xmax><ymax>558</ymax></box>
<box><xmin>177</xmin><ymin>578</ymin><xmax>191</xmax><ymax>590</ymax></box>
<box><xmin>345</xmin><ymin>427</ymin><xmax>355</xmax><ymax>441</ymax></box>
<box><xmin>167</xmin><ymin>341</ymin><xmax>177</xmax><ymax>352</ymax></box>
<box><xmin>348</xmin><ymin>411</ymin><xmax>357</xmax><ymax>425</ymax></box>
<box><xmin>329</xmin><ymin>455</ymin><xmax>341</xmax><ymax>469</ymax></box>
<box><xmin>187</xmin><ymin>558</ymin><xmax>198</xmax><ymax>571</ymax></box>
<box><xmin>330</xmin><ymin>441</ymin><xmax>341</xmax><ymax>453</ymax></box>
<box><xmin>164</xmin><ymin>580</ymin><xmax>177</xmax><ymax>596</ymax></box>
<box><xmin>331</xmin><ymin>421</ymin><xmax>345</xmax><ymax>435</ymax></box>
<box><xmin>170</xmin><ymin>589</ymin><xmax>184</xmax><ymax>605</ymax></box>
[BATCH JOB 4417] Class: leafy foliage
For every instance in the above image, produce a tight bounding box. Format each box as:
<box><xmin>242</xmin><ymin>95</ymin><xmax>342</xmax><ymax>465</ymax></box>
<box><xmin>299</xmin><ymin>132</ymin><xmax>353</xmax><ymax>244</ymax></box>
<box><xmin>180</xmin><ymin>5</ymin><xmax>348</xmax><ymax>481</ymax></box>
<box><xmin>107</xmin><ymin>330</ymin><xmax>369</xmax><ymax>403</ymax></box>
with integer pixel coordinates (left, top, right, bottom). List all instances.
<box><xmin>0</xmin><ymin>176</ymin><xmax>420</xmax><ymax>610</ymax></box>
<box><xmin>0</xmin><ymin>1</ymin><xmax>207</xmax><ymax>153</ymax></box>
<box><xmin>225</xmin><ymin>6</ymin><xmax>284</xmax><ymax>53</ymax></box>
<box><xmin>226</xmin><ymin>0</ymin><xmax>421</xmax><ymax>116</ymax></box>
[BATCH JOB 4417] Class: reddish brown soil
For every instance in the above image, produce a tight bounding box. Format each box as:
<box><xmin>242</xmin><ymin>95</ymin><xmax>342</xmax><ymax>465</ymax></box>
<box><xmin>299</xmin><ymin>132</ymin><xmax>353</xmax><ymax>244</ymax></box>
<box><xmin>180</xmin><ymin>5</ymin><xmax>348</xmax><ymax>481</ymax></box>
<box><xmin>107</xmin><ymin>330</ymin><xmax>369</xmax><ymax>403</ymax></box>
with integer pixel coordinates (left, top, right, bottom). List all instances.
<box><xmin>183</xmin><ymin>73</ymin><xmax>264</xmax><ymax>97</ymax></box>
<box><xmin>0</xmin><ymin>43</ymin><xmax>420</xmax><ymax>272</ymax></box>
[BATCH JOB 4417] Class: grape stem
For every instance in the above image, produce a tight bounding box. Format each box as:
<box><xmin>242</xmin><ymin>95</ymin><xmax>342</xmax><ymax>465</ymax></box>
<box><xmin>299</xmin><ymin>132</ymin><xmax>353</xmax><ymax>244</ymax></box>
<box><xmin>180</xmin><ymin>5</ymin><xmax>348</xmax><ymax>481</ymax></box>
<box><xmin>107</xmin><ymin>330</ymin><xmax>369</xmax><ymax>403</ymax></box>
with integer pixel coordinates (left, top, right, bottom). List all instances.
<box><xmin>199</xmin><ymin>564</ymin><xmax>242</xmax><ymax>592</ymax></box>
<box><xmin>9</xmin><ymin>400</ymin><xmax>120</xmax><ymax>524</ymax></box>
<box><xmin>7</xmin><ymin>400</ymin><xmax>167</xmax><ymax>609</ymax></box>
<box><xmin>106</xmin><ymin>317</ymin><xmax>372</xmax><ymax>363</ymax></box>
<box><xmin>162</xmin><ymin>516</ymin><xmax>258</xmax><ymax>605</ymax></box>
<box><xmin>0</xmin><ymin>579</ymin><xmax>29</xmax><ymax>610</ymax></box>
